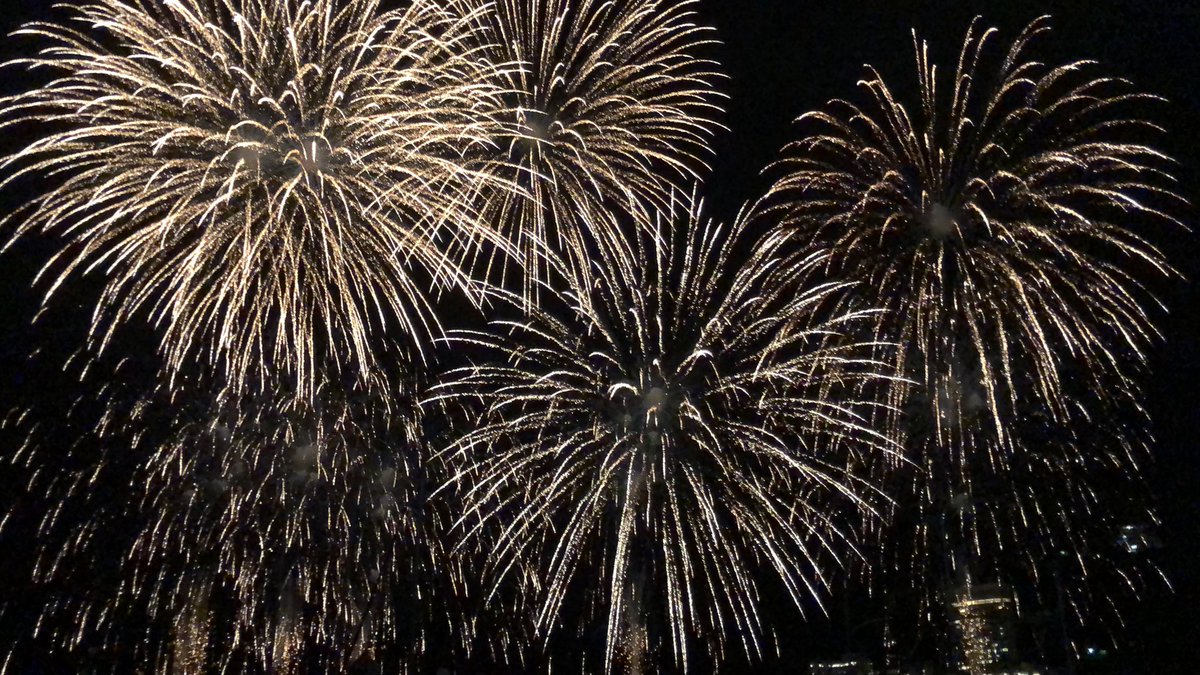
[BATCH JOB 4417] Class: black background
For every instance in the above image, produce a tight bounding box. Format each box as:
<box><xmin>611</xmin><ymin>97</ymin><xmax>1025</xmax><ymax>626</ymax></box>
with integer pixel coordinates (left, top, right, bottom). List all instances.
<box><xmin>1</xmin><ymin>0</ymin><xmax>1197</xmax><ymax>672</ymax></box>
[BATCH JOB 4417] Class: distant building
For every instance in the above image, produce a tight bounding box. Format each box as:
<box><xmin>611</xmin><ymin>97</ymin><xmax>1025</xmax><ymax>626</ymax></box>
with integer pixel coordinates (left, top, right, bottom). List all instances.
<box><xmin>1116</xmin><ymin>523</ymin><xmax>1161</xmax><ymax>554</ymax></box>
<box><xmin>810</xmin><ymin>655</ymin><xmax>875</xmax><ymax>675</ymax></box>
<box><xmin>949</xmin><ymin>582</ymin><xmax>1016</xmax><ymax>674</ymax></box>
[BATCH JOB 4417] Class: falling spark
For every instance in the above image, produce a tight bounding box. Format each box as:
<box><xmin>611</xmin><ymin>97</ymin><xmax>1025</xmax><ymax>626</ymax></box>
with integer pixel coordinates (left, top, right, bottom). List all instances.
<box><xmin>431</xmin><ymin>191</ymin><xmax>897</xmax><ymax>672</ymax></box>
<box><xmin>5</xmin><ymin>362</ymin><xmax>489</xmax><ymax>673</ymax></box>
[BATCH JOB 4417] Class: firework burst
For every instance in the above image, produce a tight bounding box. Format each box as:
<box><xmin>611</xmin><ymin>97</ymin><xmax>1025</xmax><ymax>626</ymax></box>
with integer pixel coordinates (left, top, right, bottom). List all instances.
<box><xmin>466</xmin><ymin>0</ymin><xmax>724</xmax><ymax>297</ymax></box>
<box><xmin>431</xmin><ymin>192</ymin><xmax>896</xmax><ymax>672</ymax></box>
<box><xmin>128</xmin><ymin>381</ymin><xmax>443</xmax><ymax>673</ymax></box>
<box><xmin>4</xmin><ymin>360</ymin><xmax>485</xmax><ymax>673</ymax></box>
<box><xmin>762</xmin><ymin>15</ymin><xmax>1181</xmax><ymax>636</ymax></box>
<box><xmin>0</xmin><ymin>0</ymin><xmax>516</xmax><ymax>402</ymax></box>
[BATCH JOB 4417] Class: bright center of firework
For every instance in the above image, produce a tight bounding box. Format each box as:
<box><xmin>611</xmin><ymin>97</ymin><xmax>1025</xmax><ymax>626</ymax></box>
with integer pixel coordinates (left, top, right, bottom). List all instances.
<box><xmin>509</xmin><ymin>109</ymin><xmax>556</xmax><ymax>167</ymax></box>
<box><xmin>291</xmin><ymin>436</ymin><xmax>319</xmax><ymax>484</ymax></box>
<box><xmin>610</xmin><ymin>381</ymin><xmax>678</xmax><ymax>437</ymax></box>
<box><xmin>290</xmin><ymin>137</ymin><xmax>332</xmax><ymax>176</ymax></box>
<box><xmin>519</xmin><ymin>109</ymin><xmax>555</xmax><ymax>145</ymax></box>
<box><xmin>231</xmin><ymin>110</ymin><xmax>335</xmax><ymax>182</ymax></box>
<box><xmin>923</xmin><ymin>202</ymin><xmax>958</xmax><ymax>240</ymax></box>
<box><xmin>644</xmin><ymin>386</ymin><xmax>668</xmax><ymax>408</ymax></box>
<box><xmin>292</xmin><ymin>439</ymin><xmax>318</xmax><ymax>468</ymax></box>
<box><xmin>232</xmin><ymin>145</ymin><xmax>263</xmax><ymax>171</ymax></box>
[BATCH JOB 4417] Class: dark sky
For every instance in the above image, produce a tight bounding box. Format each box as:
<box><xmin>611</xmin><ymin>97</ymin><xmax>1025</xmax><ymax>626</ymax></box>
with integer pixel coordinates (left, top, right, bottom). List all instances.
<box><xmin>0</xmin><ymin>0</ymin><xmax>1197</xmax><ymax>672</ymax></box>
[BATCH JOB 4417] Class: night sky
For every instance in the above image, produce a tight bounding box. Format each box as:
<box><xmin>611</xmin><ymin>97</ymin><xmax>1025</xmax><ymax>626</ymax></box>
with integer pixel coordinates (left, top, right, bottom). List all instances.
<box><xmin>1</xmin><ymin>0</ymin><xmax>1197</xmax><ymax>672</ymax></box>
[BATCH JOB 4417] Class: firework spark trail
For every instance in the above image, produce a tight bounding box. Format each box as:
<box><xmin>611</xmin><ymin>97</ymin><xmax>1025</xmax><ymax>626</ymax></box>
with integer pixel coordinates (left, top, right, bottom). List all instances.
<box><xmin>761</xmin><ymin>15</ymin><xmax>1182</xmax><ymax>637</ymax></box>
<box><xmin>465</xmin><ymin>0</ymin><xmax>724</xmax><ymax>301</ymax></box>
<box><xmin>0</xmin><ymin>0</ymin><xmax>521</xmax><ymax>403</ymax></box>
<box><xmin>430</xmin><ymin>191</ymin><xmax>898</xmax><ymax>672</ymax></box>
<box><xmin>3</xmin><ymin>360</ymin><xmax>490</xmax><ymax>673</ymax></box>
<box><xmin>126</xmin><ymin>381</ymin><xmax>437</xmax><ymax>673</ymax></box>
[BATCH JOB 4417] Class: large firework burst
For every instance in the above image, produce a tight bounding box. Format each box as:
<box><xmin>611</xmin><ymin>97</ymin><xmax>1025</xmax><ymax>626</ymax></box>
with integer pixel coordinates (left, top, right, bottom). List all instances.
<box><xmin>431</xmin><ymin>192</ymin><xmax>895</xmax><ymax>672</ymax></box>
<box><xmin>4</xmin><ymin>359</ymin><xmax>486</xmax><ymax>673</ymax></box>
<box><xmin>466</xmin><ymin>0</ymin><xmax>723</xmax><ymax>297</ymax></box>
<box><xmin>762</xmin><ymin>15</ymin><xmax>1180</xmax><ymax>640</ymax></box>
<box><xmin>0</xmin><ymin>0</ymin><xmax>515</xmax><ymax>401</ymax></box>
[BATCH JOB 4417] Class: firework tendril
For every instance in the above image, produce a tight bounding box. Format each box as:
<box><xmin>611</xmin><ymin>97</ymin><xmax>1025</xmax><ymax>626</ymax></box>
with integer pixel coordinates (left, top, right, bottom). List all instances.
<box><xmin>467</xmin><ymin>0</ymin><xmax>724</xmax><ymax>299</ymax></box>
<box><xmin>431</xmin><ymin>192</ymin><xmax>898</xmax><ymax>672</ymax></box>
<box><xmin>0</xmin><ymin>0</ymin><xmax>519</xmax><ymax>402</ymax></box>
<box><xmin>762</xmin><ymin>15</ymin><xmax>1182</xmax><ymax>639</ymax></box>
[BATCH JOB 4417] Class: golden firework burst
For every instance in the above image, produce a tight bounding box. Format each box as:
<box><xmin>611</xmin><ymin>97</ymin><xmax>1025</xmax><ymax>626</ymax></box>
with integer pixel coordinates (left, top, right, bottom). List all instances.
<box><xmin>0</xmin><ymin>0</ymin><xmax>520</xmax><ymax>402</ymax></box>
